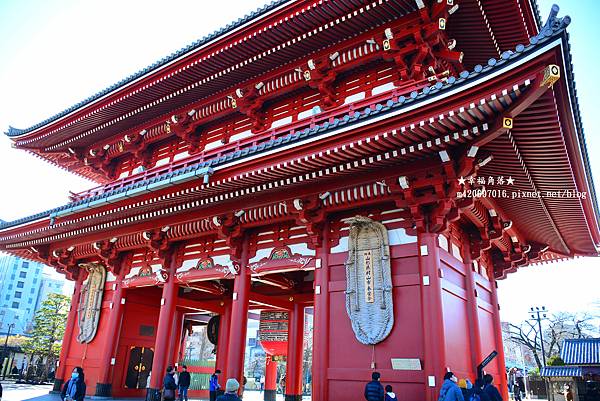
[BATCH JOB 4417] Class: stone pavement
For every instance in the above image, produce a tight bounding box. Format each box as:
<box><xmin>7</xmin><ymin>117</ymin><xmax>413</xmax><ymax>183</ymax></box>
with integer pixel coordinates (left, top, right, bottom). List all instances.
<box><xmin>0</xmin><ymin>383</ymin><xmax>542</xmax><ymax>401</ymax></box>
<box><xmin>1</xmin><ymin>382</ymin><xmax>55</xmax><ymax>401</ymax></box>
<box><xmin>0</xmin><ymin>384</ymin><xmax>310</xmax><ymax>401</ymax></box>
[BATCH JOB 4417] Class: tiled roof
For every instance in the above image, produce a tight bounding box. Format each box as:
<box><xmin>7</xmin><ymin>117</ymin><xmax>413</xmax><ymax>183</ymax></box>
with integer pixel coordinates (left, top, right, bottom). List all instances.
<box><xmin>0</xmin><ymin>5</ymin><xmax>579</xmax><ymax>233</ymax></box>
<box><xmin>5</xmin><ymin>0</ymin><xmax>289</xmax><ymax>138</ymax></box>
<box><xmin>561</xmin><ymin>338</ymin><xmax>600</xmax><ymax>365</ymax></box>
<box><xmin>529</xmin><ymin>0</ymin><xmax>543</xmax><ymax>31</ymax></box>
<box><xmin>541</xmin><ymin>366</ymin><xmax>582</xmax><ymax>377</ymax></box>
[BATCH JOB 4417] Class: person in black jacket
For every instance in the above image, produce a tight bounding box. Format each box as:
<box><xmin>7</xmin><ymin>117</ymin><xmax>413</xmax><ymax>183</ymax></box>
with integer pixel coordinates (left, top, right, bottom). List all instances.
<box><xmin>364</xmin><ymin>371</ymin><xmax>385</xmax><ymax>401</ymax></box>
<box><xmin>163</xmin><ymin>366</ymin><xmax>178</xmax><ymax>401</ymax></box>
<box><xmin>483</xmin><ymin>374</ymin><xmax>503</xmax><ymax>401</ymax></box>
<box><xmin>178</xmin><ymin>365</ymin><xmax>191</xmax><ymax>401</ymax></box>
<box><xmin>60</xmin><ymin>367</ymin><xmax>86</xmax><ymax>401</ymax></box>
<box><xmin>472</xmin><ymin>379</ymin><xmax>492</xmax><ymax>401</ymax></box>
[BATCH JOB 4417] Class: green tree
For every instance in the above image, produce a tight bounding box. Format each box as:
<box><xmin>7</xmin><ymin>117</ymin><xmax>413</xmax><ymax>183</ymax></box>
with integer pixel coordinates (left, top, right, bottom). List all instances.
<box><xmin>22</xmin><ymin>293</ymin><xmax>70</xmax><ymax>381</ymax></box>
<box><xmin>546</xmin><ymin>355</ymin><xmax>565</xmax><ymax>366</ymax></box>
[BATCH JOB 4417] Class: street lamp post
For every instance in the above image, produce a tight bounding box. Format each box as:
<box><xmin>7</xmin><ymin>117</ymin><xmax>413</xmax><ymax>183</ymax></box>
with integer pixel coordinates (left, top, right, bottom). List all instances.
<box><xmin>1</xmin><ymin>322</ymin><xmax>16</xmax><ymax>379</ymax></box>
<box><xmin>529</xmin><ymin>306</ymin><xmax>548</xmax><ymax>366</ymax></box>
<box><xmin>530</xmin><ymin>306</ymin><xmax>550</xmax><ymax>401</ymax></box>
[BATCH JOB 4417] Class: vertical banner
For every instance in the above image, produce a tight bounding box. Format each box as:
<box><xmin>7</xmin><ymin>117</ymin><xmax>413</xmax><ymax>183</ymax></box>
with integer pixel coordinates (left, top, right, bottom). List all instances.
<box><xmin>363</xmin><ymin>250</ymin><xmax>374</xmax><ymax>303</ymax></box>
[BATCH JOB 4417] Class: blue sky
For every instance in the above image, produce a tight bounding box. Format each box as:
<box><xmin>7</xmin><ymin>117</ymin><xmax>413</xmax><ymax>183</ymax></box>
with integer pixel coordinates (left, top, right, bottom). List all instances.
<box><xmin>0</xmin><ymin>0</ymin><xmax>598</xmax><ymax>323</ymax></box>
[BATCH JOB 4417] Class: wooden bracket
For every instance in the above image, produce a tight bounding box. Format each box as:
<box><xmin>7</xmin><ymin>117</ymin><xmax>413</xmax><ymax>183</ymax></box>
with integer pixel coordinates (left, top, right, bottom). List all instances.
<box><xmin>214</xmin><ymin>213</ymin><xmax>245</xmax><ymax>260</ymax></box>
<box><xmin>233</xmin><ymin>85</ymin><xmax>268</xmax><ymax>133</ymax></box>
<box><xmin>287</xmin><ymin>196</ymin><xmax>326</xmax><ymax>249</ymax></box>
<box><xmin>304</xmin><ymin>56</ymin><xmax>338</xmax><ymax>109</ymax></box>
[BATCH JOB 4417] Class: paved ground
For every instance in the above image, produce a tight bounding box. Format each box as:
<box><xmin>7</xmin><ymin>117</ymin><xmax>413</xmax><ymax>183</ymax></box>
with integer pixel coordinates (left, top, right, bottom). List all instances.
<box><xmin>1</xmin><ymin>382</ymin><xmax>55</xmax><ymax>401</ymax></box>
<box><xmin>0</xmin><ymin>383</ymin><xmax>310</xmax><ymax>401</ymax></box>
<box><xmin>0</xmin><ymin>383</ymin><xmax>545</xmax><ymax>401</ymax></box>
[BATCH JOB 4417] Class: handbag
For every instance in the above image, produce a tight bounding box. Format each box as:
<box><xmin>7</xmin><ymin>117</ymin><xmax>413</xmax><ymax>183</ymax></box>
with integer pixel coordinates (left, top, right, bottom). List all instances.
<box><xmin>163</xmin><ymin>388</ymin><xmax>176</xmax><ymax>399</ymax></box>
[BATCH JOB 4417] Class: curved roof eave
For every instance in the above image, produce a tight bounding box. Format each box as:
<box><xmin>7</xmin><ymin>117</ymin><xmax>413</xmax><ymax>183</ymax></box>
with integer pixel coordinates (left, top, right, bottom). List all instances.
<box><xmin>0</xmin><ymin>10</ymin><xmax>584</xmax><ymax>235</ymax></box>
<box><xmin>4</xmin><ymin>0</ymin><xmax>291</xmax><ymax>139</ymax></box>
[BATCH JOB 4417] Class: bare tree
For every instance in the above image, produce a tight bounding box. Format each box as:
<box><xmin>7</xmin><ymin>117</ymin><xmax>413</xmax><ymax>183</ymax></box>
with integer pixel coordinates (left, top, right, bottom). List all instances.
<box><xmin>509</xmin><ymin>321</ymin><xmax>544</xmax><ymax>369</ymax></box>
<box><xmin>509</xmin><ymin>311</ymin><xmax>600</xmax><ymax>369</ymax></box>
<box><xmin>570</xmin><ymin>312</ymin><xmax>597</xmax><ymax>338</ymax></box>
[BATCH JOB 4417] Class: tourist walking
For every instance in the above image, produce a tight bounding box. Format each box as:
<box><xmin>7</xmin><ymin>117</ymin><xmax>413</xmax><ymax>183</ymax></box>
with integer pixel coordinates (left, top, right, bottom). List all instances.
<box><xmin>163</xmin><ymin>366</ymin><xmax>178</xmax><ymax>401</ymax></box>
<box><xmin>512</xmin><ymin>382</ymin><xmax>522</xmax><ymax>401</ymax></box>
<box><xmin>279</xmin><ymin>374</ymin><xmax>286</xmax><ymax>395</ymax></box>
<box><xmin>60</xmin><ymin>367</ymin><xmax>86</xmax><ymax>401</ymax></box>
<box><xmin>216</xmin><ymin>378</ymin><xmax>242</xmax><ymax>401</ymax></box>
<box><xmin>178</xmin><ymin>365</ymin><xmax>191</xmax><ymax>401</ymax></box>
<box><xmin>514</xmin><ymin>369</ymin><xmax>525</xmax><ymax>400</ymax></box>
<box><xmin>564</xmin><ymin>384</ymin><xmax>573</xmax><ymax>401</ymax></box>
<box><xmin>260</xmin><ymin>375</ymin><xmax>265</xmax><ymax>393</ymax></box>
<box><xmin>438</xmin><ymin>371</ymin><xmax>464</xmax><ymax>401</ymax></box>
<box><xmin>210</xmin><ymin>369</ymin><xmax>222</xmax><ymax>401</ymax></box>
<box><xmin>385</xmin><ymin>384</ymin><xmax>398</xmax><ymax>401</ymax></box>
<box><xmin>364</xmin><ymin>371</ymin><xmax>385</xmax><ymax>401</ymax></box>
<box><xmin>483</xmin><ymin>374</ymin><xmax>503</xmax><ymax>401</ymax></box>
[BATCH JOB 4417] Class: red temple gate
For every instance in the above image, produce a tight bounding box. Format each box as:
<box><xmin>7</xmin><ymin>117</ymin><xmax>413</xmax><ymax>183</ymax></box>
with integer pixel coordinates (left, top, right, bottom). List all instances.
<box><xmin>1</xmin><ymin>1</ymin><xmax>598</xmax><ymax>401</ymax></box>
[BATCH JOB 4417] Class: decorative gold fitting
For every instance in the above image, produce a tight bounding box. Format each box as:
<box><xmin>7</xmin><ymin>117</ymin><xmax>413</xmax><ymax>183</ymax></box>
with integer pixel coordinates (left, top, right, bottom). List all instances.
<box><xmin>541</xmin><ymin>64</ymin><xmax>560</xmax><ymax>88</ymax></box>
<box><xmin>383</xmin><ymin>39</ymin><xmax>391</xmax><ymax>51</ymax></box>
<box><xmin>503</xmin><ymin>117</ymin><xmax>514</xmax><ymax>129</ymax></box>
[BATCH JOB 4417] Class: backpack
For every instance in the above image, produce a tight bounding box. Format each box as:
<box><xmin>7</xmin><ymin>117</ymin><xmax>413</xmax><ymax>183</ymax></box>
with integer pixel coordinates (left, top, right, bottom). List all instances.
<box><xmin>469</xmin><ymin>394</ymin><xmax>481</xmax><ymax>401</ymax></box>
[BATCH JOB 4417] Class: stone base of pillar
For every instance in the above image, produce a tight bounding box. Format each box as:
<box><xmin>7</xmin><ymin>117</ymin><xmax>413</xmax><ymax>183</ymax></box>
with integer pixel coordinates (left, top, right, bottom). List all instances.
<box><xmin>95</xmin><ymin>382</ymin><xmax>112</xmax><ymax>397</ymax></box>
<box><xmin>52</xmin><ymin>378</ymin><xmax>64</xmax><ymax>393</ymax></box>
<box><xmin>146</xmin><ymin>387</ymin><xmax>162</xmax><ymax>401</ymax></box>
<box><xmin>264</xmin><ymin>389</ymin><xmax>277</xmax><ymax>401</ymax></box>
<box><xmin>284</xmin><ymin>394</ymin><xmax>303</xmax><ymax>401</ymax></box>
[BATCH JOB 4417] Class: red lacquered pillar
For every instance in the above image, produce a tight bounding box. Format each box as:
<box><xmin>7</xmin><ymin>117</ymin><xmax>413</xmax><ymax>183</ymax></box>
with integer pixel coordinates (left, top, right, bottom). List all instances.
<box><xmin>146</xmin><ymin>250</ymin><xmax>180</xmax><ymax>401</ymax></box>
<box><xmin>52</xmin><ymin>272</ymin><xmax>85</xmax><ymax>392</ymax></box>
<box><xmin>216</xmin><ymin>300</ymin><xmax>232</xmax><ymax>380</ymax></box>
<box><xmin>418</xmin><ymin>232</ymin><xmax>447</xmax><ymax>401</ymax></box>
<box><xmin>95</xmin><ymin>263</ymin><xmax>128</xmax><ymax>397</ymax></box>
<box><xmin>490</xmin><ymin>278</ymin><xmax>509</xmax><ymax>400</ymax></box>
<box><xmin>264</xmin><ymin>357</ymin><xmax>277</xmax><ymax>401</ymax></box>
<box><xmin>463</xmin><ymin>247</ymin><xmax>483</xmax><ymax>375</ymax></box>
<box><xmin>169</xmin><ymin>310</ymin><xmax>184</xmax><ymax>368</ymax></box>
<box><xmin>177</xmin><ymin>321</ymin><xmax>191</xmax><ymax>363</ymax></box>
<box><xmin>312</xmin><ymin>222</ymin><xmax>329</xmax><ymax>401</ymax></box>
<box><xmin>225</xmin><ymin>237</ymin><xmax>250</xmax><ymax>386</ymax></box>
<box><xmin>285</xmin><ymin>302</ymin><xmax>305</xmax><ymax>401</ymax></box>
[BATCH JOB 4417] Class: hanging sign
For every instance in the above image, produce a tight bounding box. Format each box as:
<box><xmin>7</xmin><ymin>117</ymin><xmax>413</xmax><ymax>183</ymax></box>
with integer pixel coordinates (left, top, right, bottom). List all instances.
<box><xmin>258</xmin><ymin>311</ymin><xmax>289</xmax><ymax>356</ymax></box>
<box><xmin>344</xmin><ymin>216</ymin><xmax>394</xmax><ymax>345</ymax></box>
<box><xmin>77</xmin><ymin>263</ymin><xmax>107</xmax><ymax>343</ymax></box>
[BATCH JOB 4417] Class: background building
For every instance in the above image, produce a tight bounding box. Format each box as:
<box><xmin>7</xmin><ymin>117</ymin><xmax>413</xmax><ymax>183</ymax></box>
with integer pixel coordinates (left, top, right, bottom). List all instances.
<box><xmin>502</xmin><ymin>322</ymin><xmax>538</xmax><ymax>372</ymax></box>
<box><xmin>0</xmin><ymin>254</ymin><xmax>64</xmax><ymax>335</ymax></box>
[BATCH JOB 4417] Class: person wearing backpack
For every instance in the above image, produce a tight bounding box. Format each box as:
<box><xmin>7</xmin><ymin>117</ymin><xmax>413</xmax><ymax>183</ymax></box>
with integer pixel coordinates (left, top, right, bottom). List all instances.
<box><xmin>438</xmin><ymin>372</ymin><xmax>464</xmax><ymax>401</ymax></box>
